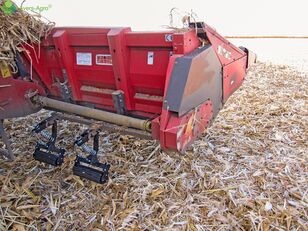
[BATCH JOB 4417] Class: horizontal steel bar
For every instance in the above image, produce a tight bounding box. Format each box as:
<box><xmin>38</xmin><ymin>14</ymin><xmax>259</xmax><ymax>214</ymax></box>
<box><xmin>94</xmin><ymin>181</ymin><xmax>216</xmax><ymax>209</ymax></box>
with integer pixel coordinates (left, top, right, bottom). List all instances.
<box><xmin>34</xmin><ymin>96</ymin><xmax>151</xmax><ymax>132</ymax></box>
<box><xmin>51</xmin><ymin>112</ymin><xmax>152</xmax><ymax>139</ymax></box>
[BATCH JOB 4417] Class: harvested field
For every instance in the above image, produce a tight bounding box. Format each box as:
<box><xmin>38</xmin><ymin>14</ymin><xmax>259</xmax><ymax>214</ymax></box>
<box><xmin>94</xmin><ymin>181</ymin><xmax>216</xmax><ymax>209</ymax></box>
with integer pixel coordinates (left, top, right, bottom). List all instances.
<box><xmin>0</xmin><ymin>62</ymin><xmax>307</xmax><ymax>230</ymax></box>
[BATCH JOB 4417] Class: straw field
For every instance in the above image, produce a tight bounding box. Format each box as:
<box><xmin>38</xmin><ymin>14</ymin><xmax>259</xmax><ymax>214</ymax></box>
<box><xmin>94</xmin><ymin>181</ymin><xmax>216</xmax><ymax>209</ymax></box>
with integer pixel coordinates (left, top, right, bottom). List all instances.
<box><xmin>0</xmin><ymin>62</ymin><xmax>307</xmax><ymax>230</ymax></box>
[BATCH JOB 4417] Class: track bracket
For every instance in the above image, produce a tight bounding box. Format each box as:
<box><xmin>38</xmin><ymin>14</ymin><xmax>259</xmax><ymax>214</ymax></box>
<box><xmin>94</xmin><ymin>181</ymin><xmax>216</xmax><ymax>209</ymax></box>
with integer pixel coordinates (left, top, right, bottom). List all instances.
<box><xmin>73</xmin><ymin>130</ymin><xmax>110</xmax><ymax>184</ymax></box>
<box><xmin>32</xmin><ymin>118</ymin><xmax>65</xmax><ymax>166</ymax></box>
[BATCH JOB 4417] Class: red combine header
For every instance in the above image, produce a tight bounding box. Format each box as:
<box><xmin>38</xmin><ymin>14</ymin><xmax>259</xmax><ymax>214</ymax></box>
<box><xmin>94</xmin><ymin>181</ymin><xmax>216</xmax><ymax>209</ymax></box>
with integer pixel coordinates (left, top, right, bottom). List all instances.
<box><xmin>0</xmin><ymin>22</ymin><xmax>256</xmax><ymax>183</ymax></box>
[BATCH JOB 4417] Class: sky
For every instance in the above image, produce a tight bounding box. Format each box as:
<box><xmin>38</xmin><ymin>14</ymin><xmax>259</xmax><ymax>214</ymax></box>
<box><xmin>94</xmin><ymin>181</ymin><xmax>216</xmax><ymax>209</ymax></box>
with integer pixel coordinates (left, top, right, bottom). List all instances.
<box><xmin>13</xmin><ymin>0</ymin><xmax>308</xmax><ymax>36</ymax></box>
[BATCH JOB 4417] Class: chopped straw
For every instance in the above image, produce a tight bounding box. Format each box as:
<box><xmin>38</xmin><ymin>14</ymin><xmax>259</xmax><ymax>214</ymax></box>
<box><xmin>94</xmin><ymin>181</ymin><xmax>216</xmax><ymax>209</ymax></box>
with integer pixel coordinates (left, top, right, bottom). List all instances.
<box><xmin>0</xmin><ymin>0</ymin><xmax>54</xmax><ymax>70</ymax></box>
<box><xmin>0</xmin><ymin>62</ymin><xmax>307</xmax><ymax>230</ymax></box>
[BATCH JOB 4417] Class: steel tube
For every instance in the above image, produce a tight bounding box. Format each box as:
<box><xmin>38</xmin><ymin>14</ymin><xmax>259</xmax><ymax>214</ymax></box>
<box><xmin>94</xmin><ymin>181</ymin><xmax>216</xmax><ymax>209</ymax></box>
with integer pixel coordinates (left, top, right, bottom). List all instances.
<box><xmin>35</xmin><ymin>96</ymin><xmax>151</xmax><ymax>131</ymax></box>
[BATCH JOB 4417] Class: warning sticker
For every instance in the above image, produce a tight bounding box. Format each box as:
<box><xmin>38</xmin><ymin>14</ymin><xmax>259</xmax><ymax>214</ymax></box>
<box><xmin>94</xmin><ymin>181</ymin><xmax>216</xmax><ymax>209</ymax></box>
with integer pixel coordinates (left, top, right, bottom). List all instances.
<box><xmin>147</xmin><ymin>52</ymin><xmax>154</xmax><ymax>65</ymax></box>
<box><xmin>165</xmin><ymin>34</ymin><xmax>173</xmax><ymax>42</ymax></box>
<box><xmin>96</xmin><ymin>54</ymin><xmax>112</xmax><ymax>65</ymax></box>
<box><xmin>0</xmin><ymin>63</ymin><xmax>11</xmax><ymax>78</ymax></box>
<box><xmin>76</xmin><ymin>52</ymin><xmax>92</xmax><ymax>66</ymax></box>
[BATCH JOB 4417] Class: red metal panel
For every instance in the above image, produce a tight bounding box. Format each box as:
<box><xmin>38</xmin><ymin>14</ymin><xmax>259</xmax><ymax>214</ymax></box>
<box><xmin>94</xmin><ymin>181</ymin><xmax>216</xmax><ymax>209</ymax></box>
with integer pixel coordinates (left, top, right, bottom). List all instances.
<box><xmin>69</xmin><ymin>33</ymin><xmax>109</xmax><ymax>47</ymax></box>
<box><xmin>129</xmin><ymin>48</ymin><xmax>171</xmax><ymax>98</ymax></box>
<box><xmin>54</xmin><ymin>27</ymin><xmax>112</xmax><ymax>34</ymax></box>
<box><xmin>204</xmin><ymin>24</ymin><xmax>246</xmax><ymax>66</ymax></box>
<box><xmin>22</xmin><ymin>44</ymin><xmax>53</xmax><ymax>93</ymax></box>
<box><xmin>156</xmin><ymin>55</ymin><xmax>179</xmax><ymax>149</ymax></box>
<box><xmin>173</xmin><ymin>30</ymin><xmax>200</xmax><ymax>54</ymax></box>
<box><xmin>159</xmin><ymin>100</ymin><xmax>213</xmax><ymax>152</ymax></box>
<box><xmin>107</xmin><ymin>28</ymin><xmax>134</xmax><ymax>110</ymax></box>
<box><xmin>23</xmin><ymin>28</ymin><xmax>204</xmax><ymax>116</ymax></box>
<box><xmin>223</xmin><ymin>56</ymin><xmax>247</xmax><ymax>102</ymax></box>
<box><xmin>72</xmin><ymin>47</ymin><xmax>116</xmax><ymax>94</ymax></box>
<box><xmin>134</xmin><ymin>103</ymin><xmax>162</xmax><ymax>114</ymax></box>
<box><xmin>126</xmin><ymin>32</ymin><xmax>174</xmax><ymax>47</ymax></box>
<box><xmin>53</xmin><ymin>30</ymin><xmax>81</xmax><ymax>100</ymax></box>
<box><xmin>0</xmin><ymin>77</ymin><xmax>45</xmax><ymax>119</ymax></box>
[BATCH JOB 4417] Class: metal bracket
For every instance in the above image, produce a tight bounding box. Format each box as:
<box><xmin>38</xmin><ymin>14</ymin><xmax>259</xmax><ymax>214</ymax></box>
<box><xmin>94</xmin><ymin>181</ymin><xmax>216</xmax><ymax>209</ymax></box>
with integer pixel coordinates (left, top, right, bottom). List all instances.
<box><xmin>112</xmin><ymin>90</ymin><xmax>127</xmax><ymax>115</ymax></box>
<box><xmin>60</xmin><ymin>69</ymin><xmax>73</xmax><ymax>102</ymax></box>
<box><xmin>73</xmin><ymin>130</ymin><xmax>110</xmax><ymax>184</ymax></box>
<box><xmin>52</xmin><ymin>69</ymin><xmax>73</xmax><ymax>103</ymax></box>
<box><xmin>33</xmin><ymin>118</ymin><xmax>65</xmax><ymax>166</ymax></box>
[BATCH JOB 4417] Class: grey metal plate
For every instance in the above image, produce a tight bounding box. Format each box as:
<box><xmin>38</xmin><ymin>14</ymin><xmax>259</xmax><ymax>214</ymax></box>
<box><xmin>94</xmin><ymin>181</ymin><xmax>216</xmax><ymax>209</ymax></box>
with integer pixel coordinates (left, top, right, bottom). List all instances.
<box><xmin>164</xmin><ymin>45</ymin><xmax>223</xmax><ymax>116</ymax></box>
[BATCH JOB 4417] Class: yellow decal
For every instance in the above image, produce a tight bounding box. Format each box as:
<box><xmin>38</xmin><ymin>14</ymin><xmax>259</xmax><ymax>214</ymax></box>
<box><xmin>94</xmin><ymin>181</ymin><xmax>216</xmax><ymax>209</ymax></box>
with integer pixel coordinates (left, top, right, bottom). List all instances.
<box><xmin>185</xmin><ymin>114</ymin><xmax>194</xmax><ymax>136</ymax></box>
<box><xmin>0</xmin><ymin>63</ymin><xmax>11</xmax><ymax>78</ymax></box>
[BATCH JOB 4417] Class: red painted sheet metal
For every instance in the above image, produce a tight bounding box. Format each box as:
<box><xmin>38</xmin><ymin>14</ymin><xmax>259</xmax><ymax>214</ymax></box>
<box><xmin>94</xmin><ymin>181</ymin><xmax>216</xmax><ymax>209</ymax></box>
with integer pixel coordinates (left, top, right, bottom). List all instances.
<box><xmin>126</xmin><ymin>31</ymin><xmax>174</xmax><ymax>47</ymax></box>
<box><xmin>204</xmin><ymin>24</ymin><xmax>246</xmax><ymax>66</ymax></box>
<box><xmin>159</xmin><ymin>100</ymin><xmax>213</xmax><ymax>152</ymax></box>
<box><xmin>0</xmin><ymin>77</ymin><xmax>46</xmax><ymax>119</ymax></box>
<box><xmin>172</xmin><ymin>30</ymin><xmax>200</xmax><ymax>54</ymax></box>
<box><xmin>9</xmin><ymin>24</ymin><xmax>251</xmax><ymax>152</ymax></box>
<box><xmin>23</xmin><ymin>27</ymin><xmax>200</xmax><ymax>115</ymax></box>
<box><xmin>223</xmin><ymin>56</ymin><xmax>247</xmax><ymax>102</ymax></box>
